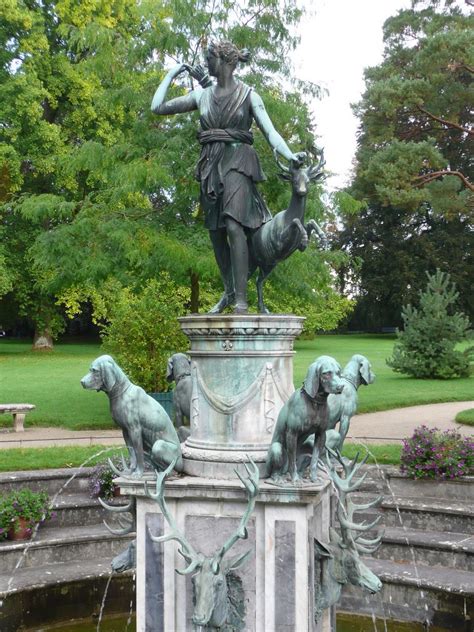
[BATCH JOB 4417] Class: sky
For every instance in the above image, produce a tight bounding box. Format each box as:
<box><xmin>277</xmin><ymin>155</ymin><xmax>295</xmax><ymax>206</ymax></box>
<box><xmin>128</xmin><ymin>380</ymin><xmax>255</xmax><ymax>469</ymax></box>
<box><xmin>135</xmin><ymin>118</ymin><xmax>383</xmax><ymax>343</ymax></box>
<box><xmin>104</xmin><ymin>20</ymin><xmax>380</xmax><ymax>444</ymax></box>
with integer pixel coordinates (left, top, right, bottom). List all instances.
<box><xmin>293</xmin><ymin>0</ymin><xmax>411</xmax><ymax>190</ymax></box>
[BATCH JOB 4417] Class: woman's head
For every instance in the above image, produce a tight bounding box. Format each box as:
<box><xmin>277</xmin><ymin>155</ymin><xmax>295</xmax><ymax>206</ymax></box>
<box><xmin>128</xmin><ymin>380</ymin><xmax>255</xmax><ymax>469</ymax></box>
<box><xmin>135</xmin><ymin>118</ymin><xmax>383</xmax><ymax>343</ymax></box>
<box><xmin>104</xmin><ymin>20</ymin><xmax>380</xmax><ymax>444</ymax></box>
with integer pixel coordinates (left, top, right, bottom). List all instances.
<box><xmin>205</xmin><ymin>41</ymin><xmax>250</xmax><ymax>76</ymax></box>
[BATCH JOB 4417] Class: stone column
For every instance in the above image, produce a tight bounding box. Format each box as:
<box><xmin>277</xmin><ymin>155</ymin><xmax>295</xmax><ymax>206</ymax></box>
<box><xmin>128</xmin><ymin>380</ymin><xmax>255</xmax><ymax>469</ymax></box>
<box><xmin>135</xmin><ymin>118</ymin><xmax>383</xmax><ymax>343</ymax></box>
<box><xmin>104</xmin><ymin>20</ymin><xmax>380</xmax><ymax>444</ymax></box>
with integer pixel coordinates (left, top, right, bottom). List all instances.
<box><xmin>179</xmin><ymin>314</ymin><xmax>304</xmax><ymax>478</ymax></box>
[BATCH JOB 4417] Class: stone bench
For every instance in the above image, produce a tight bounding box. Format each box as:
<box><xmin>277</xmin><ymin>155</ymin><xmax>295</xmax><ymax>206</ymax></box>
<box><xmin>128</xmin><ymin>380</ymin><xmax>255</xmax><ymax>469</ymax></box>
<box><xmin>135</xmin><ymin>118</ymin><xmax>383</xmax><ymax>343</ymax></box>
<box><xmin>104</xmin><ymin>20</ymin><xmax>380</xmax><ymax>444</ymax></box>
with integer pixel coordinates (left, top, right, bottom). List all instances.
<box><xmin>0</xmin><ymin>404</ymin><xmax>36</xmax><ymax>432</ymax></box>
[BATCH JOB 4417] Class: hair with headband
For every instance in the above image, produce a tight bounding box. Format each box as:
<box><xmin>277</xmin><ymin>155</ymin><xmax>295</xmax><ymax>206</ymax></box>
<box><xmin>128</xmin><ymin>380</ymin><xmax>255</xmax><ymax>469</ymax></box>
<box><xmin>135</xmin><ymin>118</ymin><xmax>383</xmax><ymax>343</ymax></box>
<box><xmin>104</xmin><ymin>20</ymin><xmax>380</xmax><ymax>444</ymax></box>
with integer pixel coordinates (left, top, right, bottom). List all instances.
<box><xmin>207</xmin><ymin>40</ymin><xmax>251</xmax><ymax>66</ymax></box>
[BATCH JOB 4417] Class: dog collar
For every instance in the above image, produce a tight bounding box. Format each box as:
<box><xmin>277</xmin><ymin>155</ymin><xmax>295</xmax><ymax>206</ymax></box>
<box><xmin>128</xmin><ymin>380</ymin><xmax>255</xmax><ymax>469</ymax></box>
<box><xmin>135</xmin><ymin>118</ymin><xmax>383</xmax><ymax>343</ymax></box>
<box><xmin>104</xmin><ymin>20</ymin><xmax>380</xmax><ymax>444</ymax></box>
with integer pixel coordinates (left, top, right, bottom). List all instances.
<box><xmin>109</xmin><ymin>382</ymin><xmax>132</xmax><ymax>400</ymax></box>
<box><xmin>343</xmin><ymin>375</ymin><xmax>358</xmax><ymax>390</ymax></box>
<box><xmin>302</xmin><ymin>388</ymin><xmax>328</xmax><ymax>404</ymax></box>
<box><xmin>175</xmin><ymin>372</ymin><xmax>191</xmax><ymax>385</ymax></box>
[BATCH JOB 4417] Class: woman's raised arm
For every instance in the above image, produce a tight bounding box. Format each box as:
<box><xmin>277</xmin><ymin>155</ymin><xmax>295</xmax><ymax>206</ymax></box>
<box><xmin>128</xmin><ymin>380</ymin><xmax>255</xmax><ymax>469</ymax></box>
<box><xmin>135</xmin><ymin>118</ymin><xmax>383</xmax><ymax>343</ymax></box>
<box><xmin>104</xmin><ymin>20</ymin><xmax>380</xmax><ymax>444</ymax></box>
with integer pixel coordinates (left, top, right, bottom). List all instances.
<box><xmin>151</xmin><ymin>64</ymin><xmax>199</xmax><ymax>115</ymax></box>
<box><xmin>250</xmin><ymin>91</ymin><xmax>299</xmax><ymax>162</ymax></box>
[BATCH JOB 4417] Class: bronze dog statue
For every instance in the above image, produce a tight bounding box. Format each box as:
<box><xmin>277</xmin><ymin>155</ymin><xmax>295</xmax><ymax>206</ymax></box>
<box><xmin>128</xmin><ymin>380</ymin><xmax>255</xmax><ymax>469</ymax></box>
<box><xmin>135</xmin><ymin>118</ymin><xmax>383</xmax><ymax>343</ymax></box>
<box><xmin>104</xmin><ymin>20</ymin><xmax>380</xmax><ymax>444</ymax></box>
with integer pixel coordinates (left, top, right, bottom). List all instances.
<box><xmin>81</xmin><ymin>355</ymin><xmax>183</xmax><ymax>477</ymax></box>
<box><xmin>265</xmin><ymin>355</ymin><xmax>344</xmax><ymax>483</ymax></box>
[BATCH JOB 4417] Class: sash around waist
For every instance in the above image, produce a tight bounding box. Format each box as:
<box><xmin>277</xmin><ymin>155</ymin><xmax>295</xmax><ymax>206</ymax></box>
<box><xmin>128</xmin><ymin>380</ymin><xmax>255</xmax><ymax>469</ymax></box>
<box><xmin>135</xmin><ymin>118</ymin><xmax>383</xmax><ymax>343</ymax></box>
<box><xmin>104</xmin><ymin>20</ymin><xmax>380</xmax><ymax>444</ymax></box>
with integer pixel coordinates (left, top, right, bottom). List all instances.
<box><xmin>197</xmin><ymin>128</ymin><xmax>253</xmax><ymax>145</ymax></box>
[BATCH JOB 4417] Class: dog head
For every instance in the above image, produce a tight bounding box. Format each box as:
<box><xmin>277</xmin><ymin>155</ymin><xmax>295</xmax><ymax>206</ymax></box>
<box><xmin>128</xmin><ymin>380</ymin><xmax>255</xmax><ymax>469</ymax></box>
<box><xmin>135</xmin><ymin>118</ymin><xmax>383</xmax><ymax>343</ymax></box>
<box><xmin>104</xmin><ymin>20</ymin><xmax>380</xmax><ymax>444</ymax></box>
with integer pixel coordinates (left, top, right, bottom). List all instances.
<box><xmin>303</xmin><ymin>355</ymin><xmax>344</xmax><ymax>398</ymax></box>
<box><xmin>80</xmin><ymin>355</ymin><xmax>126</xmax><ymax>393</ymax></box>
<box><xmin>166</xmin><ymin>353</ymin><xmax>191</xmax><ymax>383</ymax></box>
<box><xmin>350</xmin><ymin>354</ymin><xmax>375</xmax><ymax>386</ymax></box>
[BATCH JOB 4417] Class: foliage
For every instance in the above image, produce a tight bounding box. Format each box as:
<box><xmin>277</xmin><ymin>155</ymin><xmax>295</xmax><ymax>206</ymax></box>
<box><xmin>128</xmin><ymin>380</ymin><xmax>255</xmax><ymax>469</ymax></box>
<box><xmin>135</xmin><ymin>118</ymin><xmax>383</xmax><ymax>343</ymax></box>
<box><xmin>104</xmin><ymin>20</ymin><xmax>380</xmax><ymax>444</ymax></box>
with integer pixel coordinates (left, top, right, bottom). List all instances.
<box><xmin>353</xmin><ymin>0</ymin><xmax>472</xmax><ymax>210</ymax></box>
<box><xmin>0</xmin><ymin>0</ymin><xmax>348</xmax><ymax>338</ymax></box>
<box><xmin>400</xmin><ymin>425</ymin><xmax>474</xmax><ymax>479</ymax></box>
<box><xmin>337</xmin><ymin>0</ymin><xmax>473</xmax><ymax>330</ymax></box>
<box><xmin>89</xmin><ymin>458</ymin><xmax>121</xmax><ymax>499</ymax></box>
<box><xmin>0</xmin><ymin>488</ymin><xmax>54</xmax><ymax>538</ymax></box>
<box><xmin>455</xmin><ymin>408</ymin><xmax>474</xmax><ymax>427</ymax></box>
<box><xmin>101</xmin><ymin>274</ymin><xmax>189</xmax><ymax>392</ymax></box>
<box><xmin>387</xmin><ymin>270</ymin><xmax>472</xmax><ymax>379</ymax></box>
<box><xmin>338</xmin><ymin>203</ymin><xmax>473</xmax><ymax>331</ymax></box>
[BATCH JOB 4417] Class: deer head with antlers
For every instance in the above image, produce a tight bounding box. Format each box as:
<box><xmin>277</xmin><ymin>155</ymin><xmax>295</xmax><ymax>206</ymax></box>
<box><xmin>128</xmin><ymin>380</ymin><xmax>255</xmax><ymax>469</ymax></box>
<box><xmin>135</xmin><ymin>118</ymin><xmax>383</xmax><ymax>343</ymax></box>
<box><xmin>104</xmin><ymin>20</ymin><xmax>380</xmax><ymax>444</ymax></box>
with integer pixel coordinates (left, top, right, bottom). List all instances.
<box><xmin>314</xmin><ymin>450</ymin><xmax>383</xmax><ymax>622</ymax></box>
<box><xmin>145</xmin><ymin>458</ymin><xmax>259</xmax><ymax>629</ymax></box>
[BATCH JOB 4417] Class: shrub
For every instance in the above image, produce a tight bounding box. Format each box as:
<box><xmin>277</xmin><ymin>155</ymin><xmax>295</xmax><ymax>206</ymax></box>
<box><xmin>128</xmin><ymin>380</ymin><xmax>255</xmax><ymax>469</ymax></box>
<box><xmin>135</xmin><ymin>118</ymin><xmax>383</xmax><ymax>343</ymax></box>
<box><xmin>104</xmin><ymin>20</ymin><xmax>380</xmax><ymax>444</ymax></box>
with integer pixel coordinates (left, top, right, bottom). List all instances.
<box><xmin>400</xmin><ymin>425</ymin><xmax>474</xmax><ymax>479</ymax></box>
<box><xmin>387</xmin><ymin>270</ymin><xmax>472</xmax><ymax>379</ymax></box>
<box><xmin>101</xmin><ymin>274</ymin><xmax>189</xmax><ymax>392</ymax></box>
<box><xmin>89</xmin><ymin>459</ymin><xmax>120</xmax><ymax>500</ymax></box>
<box><xmin>0</xmin><ymin>488</ymin><xmax>54</xmax><ymax>539</ymax></box>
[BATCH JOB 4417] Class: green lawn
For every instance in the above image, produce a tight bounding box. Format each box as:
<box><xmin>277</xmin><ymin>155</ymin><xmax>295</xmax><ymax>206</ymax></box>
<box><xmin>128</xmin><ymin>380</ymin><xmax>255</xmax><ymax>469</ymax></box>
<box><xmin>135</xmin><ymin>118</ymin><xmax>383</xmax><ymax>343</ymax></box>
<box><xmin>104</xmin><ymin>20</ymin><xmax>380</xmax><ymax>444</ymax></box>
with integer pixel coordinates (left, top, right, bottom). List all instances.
<box><xmin>0</xmin><ymin>443</ymin><xmax>401</xmax><ymax>472</ymax></box>
<box><xmin>0</xmin><ymin>445</ymin><xmax>127</xmax><ymax>472</ymax></box>
<box><xmin>0</xmin><ymin>335</ymin><xmax>473</xmax><ymax>430</ymax></box>
<box><xmin>294</xmin><ymin>335</ymin><xmax>474</xmax><ymax>414</ymax></box>
<box><xmin>0</xmin><ymin>340</ymin><xmax>112</xmax><ymax>429</ymax></box>
<box><xmin>455</xmin><ymin>408</ymin><xmax>474</xmax><ymax>427</ymax></box>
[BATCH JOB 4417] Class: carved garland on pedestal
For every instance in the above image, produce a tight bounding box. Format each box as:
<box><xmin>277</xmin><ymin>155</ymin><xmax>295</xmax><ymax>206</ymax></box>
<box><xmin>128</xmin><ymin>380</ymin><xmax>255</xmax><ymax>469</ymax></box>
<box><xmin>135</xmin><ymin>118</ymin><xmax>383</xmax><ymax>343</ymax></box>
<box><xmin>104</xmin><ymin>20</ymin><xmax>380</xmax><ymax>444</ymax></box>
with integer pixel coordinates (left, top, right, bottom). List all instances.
<box><xmin>191</xmin><ymin>363</ymin><xmax>293</xmax><ymax>432</ymax></box>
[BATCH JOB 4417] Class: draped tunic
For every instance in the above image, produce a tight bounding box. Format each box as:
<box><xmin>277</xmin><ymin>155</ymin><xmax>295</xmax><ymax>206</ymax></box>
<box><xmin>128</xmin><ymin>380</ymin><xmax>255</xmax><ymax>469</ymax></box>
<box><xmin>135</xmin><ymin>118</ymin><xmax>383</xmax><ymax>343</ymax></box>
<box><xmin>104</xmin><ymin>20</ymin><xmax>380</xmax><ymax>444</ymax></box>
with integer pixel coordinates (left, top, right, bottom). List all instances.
<box><xmin>195</xmin><ymin>81</ymin><xmax>271</xmax><ymax>230</ymax></box>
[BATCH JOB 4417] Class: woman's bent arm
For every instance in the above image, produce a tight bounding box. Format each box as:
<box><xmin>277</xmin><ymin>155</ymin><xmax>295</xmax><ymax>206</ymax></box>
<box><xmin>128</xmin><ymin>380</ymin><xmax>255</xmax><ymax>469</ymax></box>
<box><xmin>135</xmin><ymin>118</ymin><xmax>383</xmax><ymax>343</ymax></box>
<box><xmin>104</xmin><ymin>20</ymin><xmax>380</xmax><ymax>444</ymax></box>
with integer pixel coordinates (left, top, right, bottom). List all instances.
<box><xmin>151</xmin><ymin>64</ymin><xmax>198</xmax><ymax>115</ymax></box>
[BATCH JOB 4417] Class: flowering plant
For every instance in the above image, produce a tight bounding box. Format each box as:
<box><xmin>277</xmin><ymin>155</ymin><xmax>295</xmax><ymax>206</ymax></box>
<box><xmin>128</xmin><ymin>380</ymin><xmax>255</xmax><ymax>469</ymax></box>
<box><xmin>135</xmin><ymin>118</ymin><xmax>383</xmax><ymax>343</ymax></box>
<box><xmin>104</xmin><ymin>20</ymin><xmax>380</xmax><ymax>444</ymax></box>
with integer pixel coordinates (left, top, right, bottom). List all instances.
<box><xmin>0</xmin><ymin>488</ymin><xmax>54</xmax><ymax>539</ymax></box>
<box><xmin>89</xmin><ymin>459</ymin><xmax>120</xmax><ymax>499</ymax></box>
<box><xmin>401</xmin><ymin>425</ymin><xmax>474</xmax><ymax>479</ymax></box>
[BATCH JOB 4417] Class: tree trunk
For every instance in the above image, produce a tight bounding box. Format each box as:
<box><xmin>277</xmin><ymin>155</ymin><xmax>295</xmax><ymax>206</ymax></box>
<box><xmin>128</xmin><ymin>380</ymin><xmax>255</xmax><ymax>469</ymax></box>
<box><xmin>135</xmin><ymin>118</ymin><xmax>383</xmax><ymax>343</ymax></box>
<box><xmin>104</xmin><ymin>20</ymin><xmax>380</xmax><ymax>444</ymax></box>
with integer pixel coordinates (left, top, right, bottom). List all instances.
<box><xmin>32</xmin><ymin>327</ymin><xmax>54</xmax><ymax>351</ymax></box>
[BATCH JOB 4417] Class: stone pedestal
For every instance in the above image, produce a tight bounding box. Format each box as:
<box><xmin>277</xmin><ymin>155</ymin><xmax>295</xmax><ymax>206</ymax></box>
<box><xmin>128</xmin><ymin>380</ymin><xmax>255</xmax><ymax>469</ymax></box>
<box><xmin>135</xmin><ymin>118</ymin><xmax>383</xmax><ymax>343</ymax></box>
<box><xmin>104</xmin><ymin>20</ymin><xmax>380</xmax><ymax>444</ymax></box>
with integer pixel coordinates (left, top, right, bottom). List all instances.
<box><xmin>120</xmin><ymin>474</ymin><xmax>333</xmax><ymax>632</ymax></box>
<box><xmin>179</xmin><ymin>315</ymin><xmax>304</xmax><ymax>478</ymax></box>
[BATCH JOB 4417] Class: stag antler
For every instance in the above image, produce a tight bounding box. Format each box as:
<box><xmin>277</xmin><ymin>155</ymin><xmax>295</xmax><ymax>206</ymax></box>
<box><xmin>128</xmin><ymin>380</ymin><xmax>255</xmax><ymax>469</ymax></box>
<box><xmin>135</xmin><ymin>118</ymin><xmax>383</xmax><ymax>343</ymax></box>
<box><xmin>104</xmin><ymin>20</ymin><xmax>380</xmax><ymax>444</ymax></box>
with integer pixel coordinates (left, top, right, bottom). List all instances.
<box><xmin>273</xmin><ymin>148</ymin><xmax>290</xmax><ymax>173</ymax></box>
<box><xmin>327</xmin><ymin>449</ymin><xmax>383</xmax><ymax>554</ymax></box>
<box><xmin>308</xmin><ymin>149</ymin><xmax>326</xmax><ymax>181</ymax></box>
<box><xmin>108</xmin><ymin>454</ymin><xmax>133</xmax><ymax>477</ymax></box>
<box><xmin>144</xmin><ymin>458</ymin><xmax>202</xmax><ymax>575</ymax></box>
<box><xmin>211</xmin><ymin>458</ymin><xmax>260</xmax><ymax>571</ymax></box>
<box><xmin>99</xmin><ymin>497</ymin><xmax>136</xmax><ymax>535</ymax></box>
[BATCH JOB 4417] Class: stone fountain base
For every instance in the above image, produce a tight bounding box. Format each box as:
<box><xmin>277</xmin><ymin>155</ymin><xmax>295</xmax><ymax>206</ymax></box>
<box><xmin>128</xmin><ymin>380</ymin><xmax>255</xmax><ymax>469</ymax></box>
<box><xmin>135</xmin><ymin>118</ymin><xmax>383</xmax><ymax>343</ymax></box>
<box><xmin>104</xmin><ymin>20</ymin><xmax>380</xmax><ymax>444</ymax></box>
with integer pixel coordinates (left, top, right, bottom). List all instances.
<box><xmin>119</xmin><ymin>474</ymin><xmax>334</xmax><ymax>632</ymax></box>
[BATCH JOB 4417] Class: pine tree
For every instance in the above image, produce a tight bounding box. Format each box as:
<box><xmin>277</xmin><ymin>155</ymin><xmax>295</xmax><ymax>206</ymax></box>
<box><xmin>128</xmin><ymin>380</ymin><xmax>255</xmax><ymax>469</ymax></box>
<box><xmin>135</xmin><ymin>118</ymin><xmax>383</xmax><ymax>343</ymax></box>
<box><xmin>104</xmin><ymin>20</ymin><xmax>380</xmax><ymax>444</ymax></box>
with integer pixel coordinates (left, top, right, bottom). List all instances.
<box><xmin>387</xmin><ymin>270</ymin><xmax>472</xmax><ymax>379</ymax></box>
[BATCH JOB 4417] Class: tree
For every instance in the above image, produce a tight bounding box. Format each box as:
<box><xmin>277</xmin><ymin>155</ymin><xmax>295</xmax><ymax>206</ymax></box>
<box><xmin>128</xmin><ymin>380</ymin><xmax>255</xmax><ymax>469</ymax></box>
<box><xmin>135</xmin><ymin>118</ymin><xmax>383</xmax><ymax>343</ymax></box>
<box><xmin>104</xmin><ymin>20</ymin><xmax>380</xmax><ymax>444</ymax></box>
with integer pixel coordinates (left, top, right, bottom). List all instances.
<box><xmin>353</xmin><ymin>0</ymin><xmax>473</xmax><ymax>211</ymax></box>
<box><xmin>1</xmin><ymin>0</ymin><xmax>348</xmax><ymax>343</ymax></box>
<box><xmin>337</xmin><ymin>0</ymin><xmax>473</xmax><ymax>330</ymax></box>
<box><xmin>387</xmin><ymin>270</ymin><xmax>472</xmax><ymax>378</ymax></box>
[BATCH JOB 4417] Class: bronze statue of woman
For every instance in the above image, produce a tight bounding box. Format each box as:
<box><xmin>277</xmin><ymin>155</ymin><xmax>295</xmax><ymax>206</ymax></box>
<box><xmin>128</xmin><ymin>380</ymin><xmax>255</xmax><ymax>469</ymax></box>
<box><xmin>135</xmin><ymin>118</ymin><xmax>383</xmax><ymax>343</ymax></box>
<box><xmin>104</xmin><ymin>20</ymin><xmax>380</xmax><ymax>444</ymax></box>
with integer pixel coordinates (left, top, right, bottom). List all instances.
<box><xmin>151</xmin><ymin>41</ymin><xmax>302</xmax><ymax>314</ymax></box>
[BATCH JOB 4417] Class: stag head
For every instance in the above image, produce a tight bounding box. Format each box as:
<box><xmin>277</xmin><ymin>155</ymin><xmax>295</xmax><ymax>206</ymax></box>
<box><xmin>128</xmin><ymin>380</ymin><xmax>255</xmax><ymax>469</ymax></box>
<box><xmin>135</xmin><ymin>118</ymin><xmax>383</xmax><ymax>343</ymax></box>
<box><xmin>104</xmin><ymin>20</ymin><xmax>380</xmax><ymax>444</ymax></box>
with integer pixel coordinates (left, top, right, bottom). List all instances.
<box><xmin>145</xmin><ymin>459</ymin><xmax>259</xmax><ymax>628</ymax></box>
<box><xmin>315</xmin><ymin>449</ymin><xmax>383</xmax><ymax>619</ymax></box>
<box><xmin>274</xmin><ymin>149</ymin><xmax>326</xmax><ymax>197</ymax></box>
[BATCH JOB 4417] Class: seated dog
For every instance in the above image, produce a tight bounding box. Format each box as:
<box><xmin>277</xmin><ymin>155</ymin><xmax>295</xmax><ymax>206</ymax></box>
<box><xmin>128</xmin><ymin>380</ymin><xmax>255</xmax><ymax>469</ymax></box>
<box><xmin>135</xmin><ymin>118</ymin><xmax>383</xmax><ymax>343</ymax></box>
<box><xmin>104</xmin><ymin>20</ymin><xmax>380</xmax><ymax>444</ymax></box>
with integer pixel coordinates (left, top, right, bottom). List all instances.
<box><xmin>81</xmin><ymin>355</ymin><xmax>183</xmax><ymax>477</ymax></box>
<box><xmin>265</xmin><ymin>355</ymin><xmax>344</xmax><ymax>483</ymax></box>
<box><xmin>166</xmin><ymin>353</ymin><xmax>192</xmax><ymax>442</ymax></box>
<box><xmin>327</xmin><ymin>354</ymin><xmax>375</xmax><ymax>450</ymax></box>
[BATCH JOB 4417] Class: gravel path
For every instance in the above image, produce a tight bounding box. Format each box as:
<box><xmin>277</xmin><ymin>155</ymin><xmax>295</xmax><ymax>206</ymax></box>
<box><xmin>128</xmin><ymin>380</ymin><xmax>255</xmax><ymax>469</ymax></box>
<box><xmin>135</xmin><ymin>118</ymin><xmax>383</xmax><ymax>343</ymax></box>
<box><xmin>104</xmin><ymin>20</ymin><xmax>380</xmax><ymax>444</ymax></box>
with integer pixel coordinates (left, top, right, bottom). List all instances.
<box><xmin>346</xmin><ymin>400</ymin><xmax>474</xmax><ymax>444</ymax></box>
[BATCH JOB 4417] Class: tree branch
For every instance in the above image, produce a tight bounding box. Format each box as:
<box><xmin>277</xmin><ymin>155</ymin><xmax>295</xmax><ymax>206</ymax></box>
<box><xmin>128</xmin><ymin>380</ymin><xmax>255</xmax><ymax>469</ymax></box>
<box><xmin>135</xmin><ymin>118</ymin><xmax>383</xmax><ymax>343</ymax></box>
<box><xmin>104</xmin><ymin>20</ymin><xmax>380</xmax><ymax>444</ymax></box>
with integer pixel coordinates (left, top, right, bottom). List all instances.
<box><xmin>448</xmin><ymin>61</ymin><xmax>474</xmax><ymax>74</ymax></box>
<box><xmin>413</xmin><ymin>170</ymin><xmax>474</xmax><ymax>192</ymax></box>
<box><xmin>417</xmin><ymin>105</ymin><xmax>473</xmax><ymax>137</ymax></box>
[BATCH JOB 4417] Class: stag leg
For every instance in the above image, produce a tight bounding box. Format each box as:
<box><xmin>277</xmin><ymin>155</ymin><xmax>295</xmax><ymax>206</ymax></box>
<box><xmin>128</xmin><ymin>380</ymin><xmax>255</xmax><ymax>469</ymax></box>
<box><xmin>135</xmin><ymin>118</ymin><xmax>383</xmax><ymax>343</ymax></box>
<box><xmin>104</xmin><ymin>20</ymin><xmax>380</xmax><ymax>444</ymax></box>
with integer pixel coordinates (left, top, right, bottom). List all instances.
<box><xmin>290</xmin><ymin>218</ymin><xmax>308</xmax><ymax>252</ymax></box>
<box><xmin>256</xmin><ymin>266</ymin><xmax>274</xmax><ymax>314</ymax></box>
<box><xmin>305</xmin><ymin>220</ymin><xmax>327</xmax><ymax>248</ymax></box>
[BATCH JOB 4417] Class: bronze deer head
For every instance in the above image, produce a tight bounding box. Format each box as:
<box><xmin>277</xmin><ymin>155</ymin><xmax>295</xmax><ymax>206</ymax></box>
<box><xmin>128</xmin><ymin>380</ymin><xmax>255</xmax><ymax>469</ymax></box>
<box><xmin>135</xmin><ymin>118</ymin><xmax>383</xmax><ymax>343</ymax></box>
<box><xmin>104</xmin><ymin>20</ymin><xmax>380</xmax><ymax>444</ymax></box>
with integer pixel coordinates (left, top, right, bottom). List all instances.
<box><xmin>274</xmin><ymin>149</ymin><xmax>326</xmax><ymax>197</ymax></box>
<box><xmin>145</xmin><ymin>459</ymin><xmax>259</xmax><ymax>629</ymax></box>
<box><xmin>314</xmin><ymin>450</ymin><xmax>383</xmax><ymax>621</ymax></box>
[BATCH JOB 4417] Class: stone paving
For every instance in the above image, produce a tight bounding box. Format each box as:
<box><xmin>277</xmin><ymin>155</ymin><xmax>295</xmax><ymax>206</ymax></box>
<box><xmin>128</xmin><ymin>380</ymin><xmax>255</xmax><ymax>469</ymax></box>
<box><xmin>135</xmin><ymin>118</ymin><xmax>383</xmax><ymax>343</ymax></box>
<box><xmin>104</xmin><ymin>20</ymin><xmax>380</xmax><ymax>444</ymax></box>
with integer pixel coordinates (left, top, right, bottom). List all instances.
<box><xmin>0</xmin><ymin>400</ymin><xmax>472</xmax><ymax>448</ymax></box>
